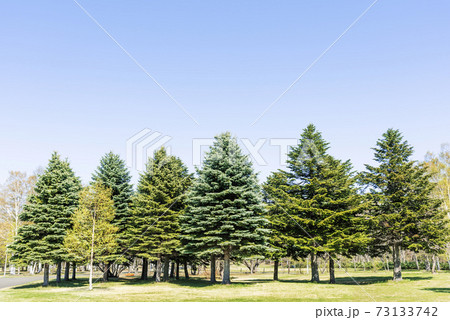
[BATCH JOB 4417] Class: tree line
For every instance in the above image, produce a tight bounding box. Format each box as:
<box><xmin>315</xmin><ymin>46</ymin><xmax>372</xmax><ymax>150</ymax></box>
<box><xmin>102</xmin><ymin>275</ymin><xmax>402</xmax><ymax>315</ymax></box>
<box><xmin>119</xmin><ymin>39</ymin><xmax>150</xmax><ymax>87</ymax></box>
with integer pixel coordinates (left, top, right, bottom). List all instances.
<box><xmin>1</xmin><ymin>124</ymin><xmax>449</xmax><ymax>287</ymax></box>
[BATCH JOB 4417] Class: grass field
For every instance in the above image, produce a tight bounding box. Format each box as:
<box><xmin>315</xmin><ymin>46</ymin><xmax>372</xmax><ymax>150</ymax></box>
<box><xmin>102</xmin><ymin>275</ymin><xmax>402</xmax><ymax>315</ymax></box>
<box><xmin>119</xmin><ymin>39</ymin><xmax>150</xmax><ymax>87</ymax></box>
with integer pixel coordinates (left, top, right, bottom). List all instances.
<box><xmin>0</xmin><ymin>270</ymin><xmax>449</xmax><ymax>302</ymax></box>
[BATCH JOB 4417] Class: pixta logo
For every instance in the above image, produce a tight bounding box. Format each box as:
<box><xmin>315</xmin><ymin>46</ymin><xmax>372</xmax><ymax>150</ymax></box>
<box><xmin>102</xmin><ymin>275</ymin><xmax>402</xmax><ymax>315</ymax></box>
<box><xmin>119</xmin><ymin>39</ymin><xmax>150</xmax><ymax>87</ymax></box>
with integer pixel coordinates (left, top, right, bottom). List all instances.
<box><xmin>126</xmin><ymin>129</ymin><xmax>172</xmax><ymax>171</ymax></box>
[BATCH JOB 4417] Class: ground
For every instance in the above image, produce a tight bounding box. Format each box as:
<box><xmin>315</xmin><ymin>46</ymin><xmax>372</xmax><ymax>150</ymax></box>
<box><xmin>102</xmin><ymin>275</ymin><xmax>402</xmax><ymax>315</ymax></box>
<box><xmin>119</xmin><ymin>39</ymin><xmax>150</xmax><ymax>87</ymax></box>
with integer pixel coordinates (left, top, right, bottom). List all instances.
<box><xmin>0</xmin><ymin>270</ymin><xmax>449</xmax><ymax>302</ymax></box>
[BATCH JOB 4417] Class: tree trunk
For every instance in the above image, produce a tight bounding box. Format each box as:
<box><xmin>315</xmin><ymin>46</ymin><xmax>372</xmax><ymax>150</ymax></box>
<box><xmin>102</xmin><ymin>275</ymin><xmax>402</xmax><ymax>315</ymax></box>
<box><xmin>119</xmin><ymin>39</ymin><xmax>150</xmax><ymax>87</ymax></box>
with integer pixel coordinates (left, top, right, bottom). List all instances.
<box><xmin>210</xmin><ymin>255</ymin><xmax>216</xmax><ymax>283</ymax></box>
<box><xmin>311</xmin><ymin>252</ymin><xmax>320</xmax><ymax>283</ymax></box>
<box><xmin>89</xmin><ymin>217</ymin><xmax>95</xmax><ymax>290</ymax></box>
<box><xmin>414</xmin><ymin>252</ymin><xmax>420</xmax><ymax>270</ymax></box>
<box><xmin>170</xmin><ymin>261</ymin><xmax>175</xmax><ymax>278</ymax></box>
<box><xmin>431</xmin><ymin>255</ymin><xmax>436</xmax><ymax>274</ymax></box>
<box><xmin>393</xmin><ymin>243</ymin><xmax>402</xmax><ymax>281</ymax></box>
<box><xmin>183</xmin><ymin>261</ymin><xmax>189</xmax><ymax>279</ymax></box>
<box><xmin>329</xmin><ymin>256</ymin><xmax>335</xmax><ymax>284</ymax></box>
<box><xmin>56</xmin><ymin>261</ymin><xmax>62</xmax><ymax>283</ymax></box>
<box><xmin>103</xmin><ymin>262</ymin><xmax>110</xmax><ymax>282</ymax></box>
<box><xmin>175</xmin><ymin>260</ymin><xmax>180</xmax><ymax>280</ymax></box>
<box><xmin>222</xmin><ymin>250</ymin><xmax>231</xmax><ymax>284</ymax></box>
<box><xmin>141</xmin><ymin>258</ymin><xmax>148</xmax><ymax>280</ymax></box>
<box><xmin>43</xmin><ymin>263</ymin><xmax>49</xmax><ymax>287</ymax></box>
<box><xmin>72</xmin><ymin>263</ymin><xmax>76</xmax><ymax>280</ymax></box>
<box><xmin>155</xmin><ymin>257</ymin><xmax>162</xmax><ymax>282</ymax></box>
<box><xmin>163</xmin><ymin>256</ymin><xmax>170</xmax><ymax>281</ymax></box>
<box><xmin>273</xmin><ymin>259</ymin><xmax>279</xmax><ymax>281</ymax></box>
<box><xmin>64</xmin><ymin>261</ymin><xmax>70</xmax><ymax>281</ymax></box>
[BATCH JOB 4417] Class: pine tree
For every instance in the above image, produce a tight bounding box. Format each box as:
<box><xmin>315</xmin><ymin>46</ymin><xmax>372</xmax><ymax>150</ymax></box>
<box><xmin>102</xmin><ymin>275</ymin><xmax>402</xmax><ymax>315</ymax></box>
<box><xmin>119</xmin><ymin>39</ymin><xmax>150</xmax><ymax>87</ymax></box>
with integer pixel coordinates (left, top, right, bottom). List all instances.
<box><xmin>263</xmin><ymin>124</ymin><xmax>368</xmax><ymax>283</ymax></box>
<box><xmin>127</xmin><ymin>147</ymin><xmax>191</xmax><ymax>282</ymax></box>
<box><xmin>92</xmin><ymin>152</ymin><xmax>133</xmax><ymax>278</ymax></box>
<box><xmin>64</xmin><ymin>183</ymin><xmax>118</xmax><ymax>290</ymax></box>
<box><xmin>181</xmin><ymin>132</ymin><xmax>269</xmax><ymax>284</ymax></box>
<box><xmin>10</xmin><ymin>152</ymin><xmax>82</xmax><ymax>286</ymax></box>
<box><xmin>362</xmin><ymin>129</ymin><xmax>448</xmax><ymax>281</ymax></box>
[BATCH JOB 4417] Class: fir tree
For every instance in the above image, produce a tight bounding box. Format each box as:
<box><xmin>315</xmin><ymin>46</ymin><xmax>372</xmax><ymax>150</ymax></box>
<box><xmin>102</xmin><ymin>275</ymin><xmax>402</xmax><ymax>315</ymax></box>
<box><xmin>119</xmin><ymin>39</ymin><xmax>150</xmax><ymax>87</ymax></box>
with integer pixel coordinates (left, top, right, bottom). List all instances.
<box><xmin>92</xmin><ymin>152</ymin><xmax>133</xmax><ymax>278</ymax></box>
<box><xmin>362</xmin><ymin>129</ymin><xmax>448</xmax><ymax>281</ymax></box>
<box><xmin>128</xmin><ymin>147</ymin><xmax>191</xmax><ymax>282</ymax></box>
<box><xmin>181</xmin><ymin>132</ymin><xmax>269</xmax><ymax>284</ymax></box>
<box><xmin>264</xmin><ymin>124</ymin><xmax>368</xmax><ymax>283</ymax></box>
<box><xmin>10</xmin><ymin>152</ymin><xmax>82</xmax><ymax>286</ymax></box>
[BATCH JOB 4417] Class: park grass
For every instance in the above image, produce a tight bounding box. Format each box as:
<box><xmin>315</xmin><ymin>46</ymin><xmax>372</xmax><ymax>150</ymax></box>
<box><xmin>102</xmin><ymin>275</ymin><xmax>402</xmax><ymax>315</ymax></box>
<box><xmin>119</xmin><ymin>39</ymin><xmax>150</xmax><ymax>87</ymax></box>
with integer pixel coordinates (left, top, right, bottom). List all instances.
<box><xmin>0</xmin><ymin>270</ymin><xmax>449</xmax><ymax>302</ymax></box>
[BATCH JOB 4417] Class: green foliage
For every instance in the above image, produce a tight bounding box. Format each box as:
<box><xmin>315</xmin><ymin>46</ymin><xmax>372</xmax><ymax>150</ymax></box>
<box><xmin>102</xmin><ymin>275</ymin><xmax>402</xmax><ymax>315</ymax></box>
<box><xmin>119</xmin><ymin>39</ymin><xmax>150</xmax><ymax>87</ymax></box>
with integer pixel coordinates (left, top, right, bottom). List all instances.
<box><xmin>64</xmin><ymin>183</ymin><xmax>118</xmax><ymax>264</ymax></box>
<box><xmin>10</xmin><ymin>152</ymin><xmax>82</xmax><ymax>264</ymax></box>
<box><xmin>127</xmin><ymin>147</ymin><xmax>192</xmax><ymax>261</ymax></box>
<box><xmin>263</xmin><ymin>124</ymin><xmax>369</xmax><ymax>259</ymax></box>
<box><xmin>92</xmin><ymin>152</ymin><xmax>133</xmax><ymax>262</ymax></box>
<box><xmin>362</xmin><ymin>129</ymin><xmax>448</xmax><ymax>254</ymax></box>
<box><xmin>181</xmin><ymin>132</ymin><xmax>269</xmax><ymax>260</ymax></box>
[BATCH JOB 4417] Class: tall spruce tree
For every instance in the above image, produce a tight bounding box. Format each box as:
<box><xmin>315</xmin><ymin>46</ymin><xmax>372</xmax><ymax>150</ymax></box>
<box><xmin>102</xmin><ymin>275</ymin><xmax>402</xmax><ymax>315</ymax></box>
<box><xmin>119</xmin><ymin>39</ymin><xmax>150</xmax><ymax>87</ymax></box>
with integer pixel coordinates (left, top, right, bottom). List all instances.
<box><xmin>10</xmin><ymin>152</ymin><xmax>82</xmax><ymax>286</ymax></box>
<box><xmin>92</xmin><ymin>152</ymin><xmax>133</xmax><ymax>279</ymax></box>
<box><xmin>263</xmin><ymin>124</ymin><xmax>368</xmax><ymax>283</ymax></box>
<box><xmin>181</xmin><ymin>132</ymin><xmax>269</xmax><ymax>284</ymax></box>
<box><xmin>362</xmin><ymin>129</ymin><xmax>448</xmax><ymax>281</ymax></box>
<box><xmin>128</xmin><ymin>147</ymin><xmax>191</xmax><ymax>282</ymax></box>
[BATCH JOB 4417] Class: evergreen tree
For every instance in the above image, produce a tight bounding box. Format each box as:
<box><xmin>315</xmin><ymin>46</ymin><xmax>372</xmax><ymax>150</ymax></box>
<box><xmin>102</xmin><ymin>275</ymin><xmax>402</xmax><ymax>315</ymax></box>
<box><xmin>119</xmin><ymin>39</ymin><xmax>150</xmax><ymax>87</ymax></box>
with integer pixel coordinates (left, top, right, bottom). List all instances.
<box><xmin>362</xmin><ymin>129</ymin><xmax>448</xmax><ymax>281</ymax></box>
<box><xmin>128</xmin><ymin>147</ymin><xmax>191</xmax><ymax>282</ymax></box>
<box><xmin>10</xmin><ymin>152</ymin><xmax>82</xmax><ymax>286</ymax></box>
<box><xmin>263</xmin><ymin>172</ymin><xmax>289</xmax><ymax>281</ymax></box>
<box><xmin>264</xmin><ymin>124</ymin><xmax>368</xmax><ymax>283</ymax></box>
<box><xmin>64</xmin><ymin>183</ymin><xmax>118</xmax><ymax>290</ymax></box>
<box><xmin>92</xmin><ymin>152</ymin><xmax>133</xmax><ymax>278</ymax></box>
<box><xmin>181</xmin><ymin>132</ymin><xmax>269</xmax><ymax>284</ymax></box>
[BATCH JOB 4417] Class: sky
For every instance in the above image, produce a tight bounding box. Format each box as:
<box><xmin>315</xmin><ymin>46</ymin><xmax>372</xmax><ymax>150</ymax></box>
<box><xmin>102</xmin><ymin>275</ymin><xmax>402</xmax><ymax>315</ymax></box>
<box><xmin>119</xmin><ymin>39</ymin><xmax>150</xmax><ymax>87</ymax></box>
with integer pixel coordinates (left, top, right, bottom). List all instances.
<box><xmin>0</xmin><ymin>0</ymin><xmax>449</xmax><ymax>185</ymax></box>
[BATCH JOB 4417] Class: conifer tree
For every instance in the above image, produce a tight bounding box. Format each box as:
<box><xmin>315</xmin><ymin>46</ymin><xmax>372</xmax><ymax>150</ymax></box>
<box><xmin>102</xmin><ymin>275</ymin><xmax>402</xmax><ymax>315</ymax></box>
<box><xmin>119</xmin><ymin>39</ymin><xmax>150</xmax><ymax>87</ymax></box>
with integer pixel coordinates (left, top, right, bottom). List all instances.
<box><xmin>362</xmin><ymin>129</ymin><xmax>448</xmax><ymax>281</ymax></box>
<box><xmin>264</xmin><ymin>124</ymin><xmax>368</xmax><ymax>283</ymax></box>
<box><xmin>128</xmin><ymin>147</ymin><xmax>191</xmax><ymax>282</ymax></box>
<box><xmin>10</xmin><ymin>152</ymin><xmax>82</xmax><ymax>286</ymax></box>
<box><xmin>92</xmin><ymin>152</ymin><xmax>133</xmax><ymax>278</ymax></box>
<box><xmin>181</xmin><ymin>132</ymin><xmax>269</xmax><ymax>284</ymax></box>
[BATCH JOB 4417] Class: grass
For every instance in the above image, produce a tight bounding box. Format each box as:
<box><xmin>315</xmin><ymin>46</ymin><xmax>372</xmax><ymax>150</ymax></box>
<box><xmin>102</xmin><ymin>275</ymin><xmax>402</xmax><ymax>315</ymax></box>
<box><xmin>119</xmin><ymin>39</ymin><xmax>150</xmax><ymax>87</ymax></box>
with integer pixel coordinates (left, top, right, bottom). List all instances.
<box><xmin>0</xmin><ymin>270</ymin><xmax>449</xmax><ymax>302</ymax></box>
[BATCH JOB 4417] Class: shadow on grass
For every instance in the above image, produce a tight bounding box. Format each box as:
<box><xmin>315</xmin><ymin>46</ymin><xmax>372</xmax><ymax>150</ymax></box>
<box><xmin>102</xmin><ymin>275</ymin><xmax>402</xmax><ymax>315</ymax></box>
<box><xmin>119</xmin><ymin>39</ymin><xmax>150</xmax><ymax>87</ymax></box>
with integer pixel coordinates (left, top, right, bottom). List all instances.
<box><xmin>422</xmin><ymin>288</ymin><xmax>450</xmax><ymax>294</ymax></box>
<box><xmin>121</xmin><ymin>276</ymin><xmax>257</xmax><ymax>288</ymax></box>
<box><xmin>275</xmin><ymin>275</ymin><xmax>433</xmax><ymax>286</ymax></box>
<box><xmin>12</xmin><ymin>279</ymin><xmax>88</xmax><ymax>290</ymax></box>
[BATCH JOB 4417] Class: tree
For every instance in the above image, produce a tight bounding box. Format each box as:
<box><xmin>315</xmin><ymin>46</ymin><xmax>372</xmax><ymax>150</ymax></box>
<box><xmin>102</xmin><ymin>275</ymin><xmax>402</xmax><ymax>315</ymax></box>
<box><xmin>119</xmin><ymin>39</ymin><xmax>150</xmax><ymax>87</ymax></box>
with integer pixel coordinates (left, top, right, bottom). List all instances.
<box><xmin>0</xmin><ymin>171</ymin><xmax>38</xmax><ymax>275</ymax></box>
<box><xmin>10</xmin><ymin>153</ymin><xmax>82</xmax><ymax>286</ymax></box>
<box><xmin>64</xmin><ymin>183</ymin><xmax>118</xmax><ymax>290</ymax></box>
<box><xmin>262</xmin><ymin>172</ymin><xmax>289</xmax><ymax>281</ymax></box>
<box><xmin>362</xmin><ymin>129</ymin><xmax>448</xmax><ymax>281</ymax></box>
<box><xmin>423</xmin><ymin>144</ymin><xmax>450</xmax><ymax>271</ymax></box>
<box><xmin>92</xmin><ymin>152</ymin><xmax>133</xmax><ymax>279</ymax></box>
<box><xmin>263</xmin><ymin>124</ymin><xmax>368</xmax><ymax>283</ymax></box>
<box><xmin>127</xmin><ymin>147</ymin><xmax>191</xmax><ymax>282</ymax></box>
<box><xmin>181</xmin><ymin>132</ymin><xmax>269</xmax><ymax>284</ymax></box>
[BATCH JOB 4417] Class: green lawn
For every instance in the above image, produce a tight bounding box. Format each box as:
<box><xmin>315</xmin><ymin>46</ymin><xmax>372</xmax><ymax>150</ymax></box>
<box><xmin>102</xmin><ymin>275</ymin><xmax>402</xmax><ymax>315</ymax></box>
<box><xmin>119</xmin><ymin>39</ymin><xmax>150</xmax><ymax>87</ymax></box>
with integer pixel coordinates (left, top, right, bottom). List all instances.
<box><xmin>1</xmin><ymin>270</ymin><xmax>449</xmax><ymax>302</ymax></box>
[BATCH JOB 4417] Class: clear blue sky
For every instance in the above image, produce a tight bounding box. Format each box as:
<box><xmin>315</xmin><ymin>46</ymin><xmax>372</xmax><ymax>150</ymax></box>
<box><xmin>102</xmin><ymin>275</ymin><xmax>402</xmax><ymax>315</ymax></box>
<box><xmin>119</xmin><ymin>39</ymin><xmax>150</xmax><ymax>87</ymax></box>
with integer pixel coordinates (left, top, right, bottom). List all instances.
<box><xmin>1</xmin><ymin>0</ymin><xmax>449</xmax><ymax>185</ymax></box>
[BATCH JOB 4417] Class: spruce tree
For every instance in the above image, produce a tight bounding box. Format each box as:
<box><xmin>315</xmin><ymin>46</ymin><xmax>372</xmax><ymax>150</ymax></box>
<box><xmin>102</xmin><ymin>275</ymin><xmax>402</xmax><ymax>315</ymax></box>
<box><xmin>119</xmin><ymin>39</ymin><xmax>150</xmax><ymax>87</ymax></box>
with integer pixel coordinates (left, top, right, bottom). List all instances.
<box><xmin>362</xmin><ymin>129</ymin><xmax>448</xmax><ymax>281</ymax></box>
<box><xmin>10</xmin><ymin>152</ymin><xmax>82</xmax><ymax>286</ymax></box>
<box><xmin>181</xmin><ymin>132</ymin><xmax>269</xmax><ymax>284</ymax></box>
<box><xmin>263</xmin><ymin>124</ymin><xmax>368</xmax><ymax>283</ymax></box>
<box><xmin>128</xmin><ymin>147</ymin><xmax>191</xmax><ymax>282</ymax></box>
<box><xmin>92</xmin><ymin>152</ymin><xmax>133</xmax><ymax>278</ymax></box>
